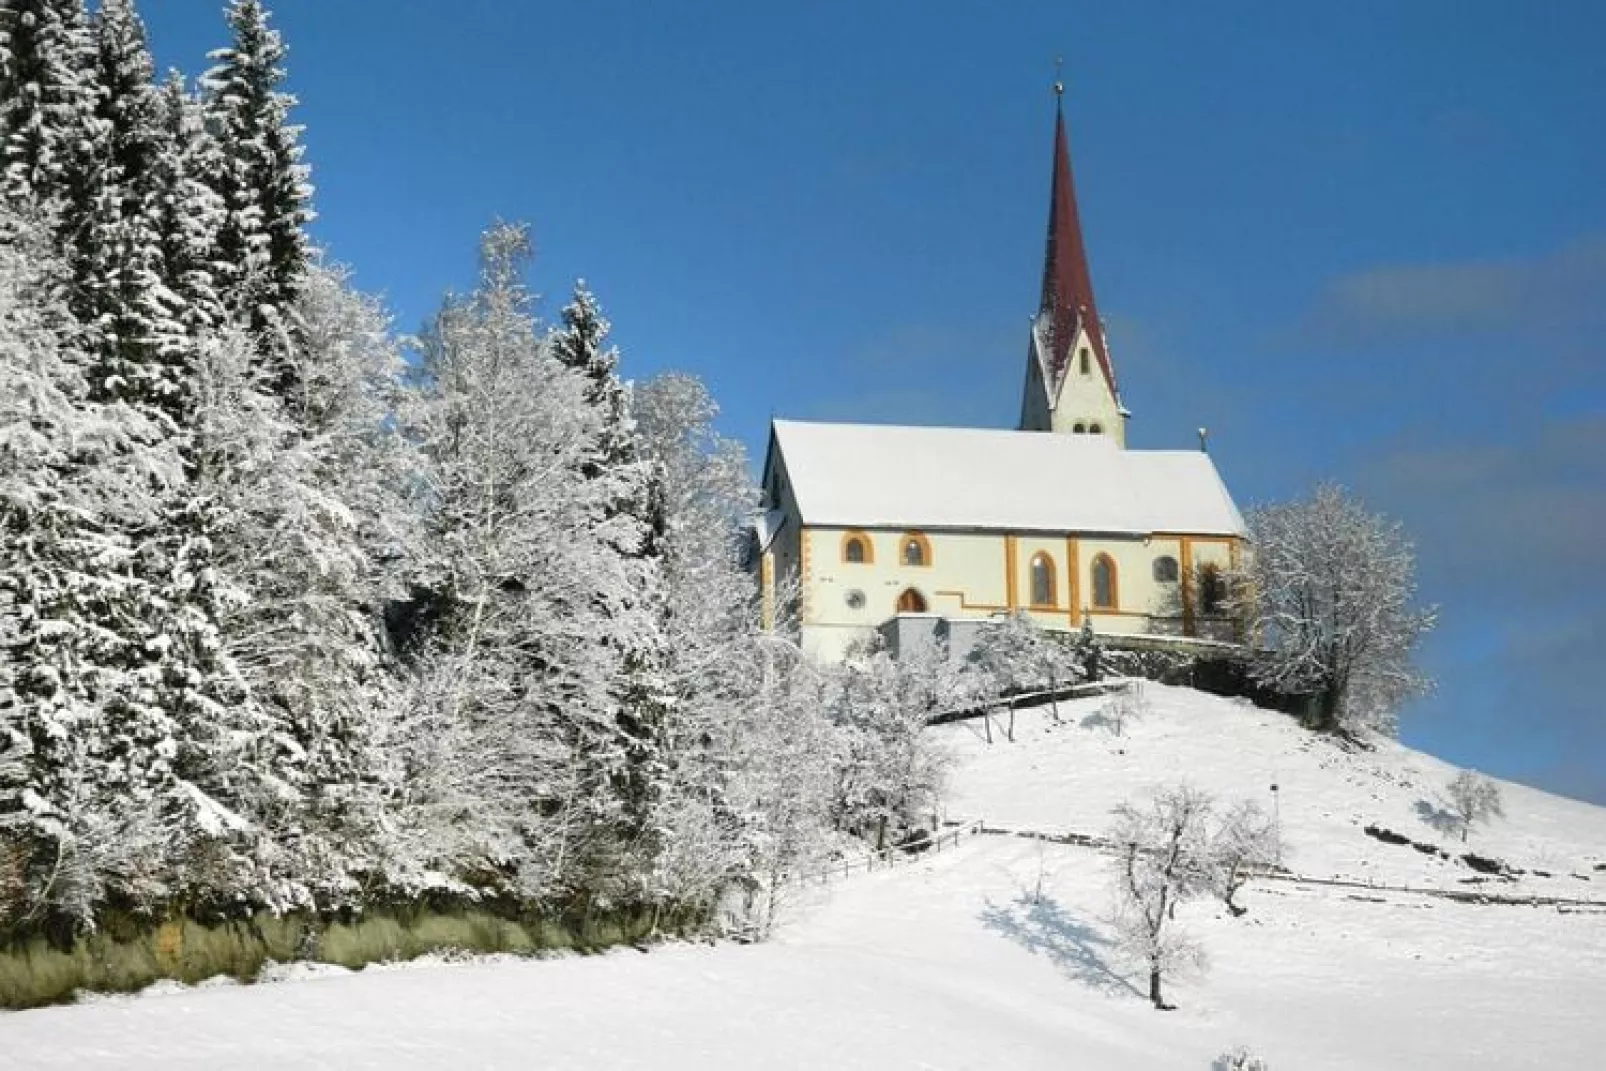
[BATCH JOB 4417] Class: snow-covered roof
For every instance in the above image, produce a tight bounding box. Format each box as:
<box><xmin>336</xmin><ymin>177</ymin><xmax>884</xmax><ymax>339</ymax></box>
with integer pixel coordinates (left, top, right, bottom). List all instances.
<box><xmin>750</xmin><ymin>508</ymin><xmax>788</xmax><ymax>552</ymax></box>
<box><xmin>769</xmin><ymin>420</ymin><xmax>1246</xmax><ymax>537</ymax></box>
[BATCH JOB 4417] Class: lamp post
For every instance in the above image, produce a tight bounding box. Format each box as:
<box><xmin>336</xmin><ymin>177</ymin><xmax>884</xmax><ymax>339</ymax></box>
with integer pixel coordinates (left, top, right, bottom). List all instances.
<box><xmin>1270</xmin><ymin>781</ymin><xmax>1282</xmax><ymax>866</ymax></box>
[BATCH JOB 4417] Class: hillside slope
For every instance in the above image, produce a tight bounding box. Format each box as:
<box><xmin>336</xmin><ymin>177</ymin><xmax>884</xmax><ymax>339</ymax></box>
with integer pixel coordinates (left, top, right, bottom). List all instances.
<box><xmin>940</xmin><ymin>682</ymin><xmax>1606</xmax><ymax>898</ymax></box>
<box><xmin>0</xmin><ymin>685</ymin><xmax>1602</xmax><ymax>1068</ymax></box>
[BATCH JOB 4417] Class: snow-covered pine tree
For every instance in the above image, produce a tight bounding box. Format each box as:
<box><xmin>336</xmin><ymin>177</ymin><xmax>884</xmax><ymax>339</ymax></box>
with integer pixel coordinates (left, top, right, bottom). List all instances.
<box><xmin>389</xmin><ymin>223</ymin><xmax>640</xmax><ymax>904</ymax></box>
<box><xmin>549</xmin><ymin>282</ymin><xmax>671</xmax><ymax>901</ymax></box>
<box><xmin>150</xmin><ymin>70</ymin><xmax>228</xmax><ymax>351</ymax></box>
<box><xmin>80</xmin><ymin>0</ymin><xmax>189</xmax><ymax>416</ymax></box>
<box><xmin>0</xmin><ymin>0</ymin><xmax>98</xmax><ymax>219</ymax></box>
<box><xmin>0</xmin><ymin>206</ymin><xmax>270</xmax><ymax>930</ymax></box>
<box><xmin>200</xmin><ymin>0</ymin><xmax>312</xmax><ymax>397</ymax></box>
<box><xmin>631</xmin><ymin>373</ymin><xmax>763</xmax><ymax>913</ymax></box>
<box><xmin>0</xmin><ymin>0</ymin><xmax>113</xmax><ymax>375</ymax></box>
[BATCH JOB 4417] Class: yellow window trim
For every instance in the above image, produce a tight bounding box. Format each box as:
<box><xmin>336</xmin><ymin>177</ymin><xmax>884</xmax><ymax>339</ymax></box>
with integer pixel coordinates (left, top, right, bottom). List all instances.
<box><xmin>1090</xmin><ymin>551</ymin><xmax>1119</xmax><ymax>610</ymax></box>
<box><xmin>899</xmin><ymin>530</ymin><xmax>934</xmax><ymax>568</ymax></box>
<box><xmin>1028</xmin><ymin>551</ymin><xmax>1057</xmax><ymax>608</ymax></box>
<box><xmin>840</xmin><ymin>529</ymin><xmax>874</xmax><ymax>565</ymax></box>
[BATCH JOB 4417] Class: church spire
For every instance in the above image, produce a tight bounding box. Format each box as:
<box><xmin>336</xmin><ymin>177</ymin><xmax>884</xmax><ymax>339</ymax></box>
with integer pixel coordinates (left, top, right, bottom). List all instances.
<box><xmin>1019</xmin><ymin>74</ymin><xmax>1127</xmax><ymax>445</ymax></box>
<box><xmin>1039</xmin><ymin>84</ymin><xmax>1115</xmax><ymax>399</ymax></box>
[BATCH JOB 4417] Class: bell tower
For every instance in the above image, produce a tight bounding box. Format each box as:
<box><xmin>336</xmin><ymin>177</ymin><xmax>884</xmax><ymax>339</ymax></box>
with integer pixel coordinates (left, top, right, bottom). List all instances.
<box><xmin>1019</xmin><ymin>79</ymin><xmax>1128</xmax><ymax>446</ymax></box>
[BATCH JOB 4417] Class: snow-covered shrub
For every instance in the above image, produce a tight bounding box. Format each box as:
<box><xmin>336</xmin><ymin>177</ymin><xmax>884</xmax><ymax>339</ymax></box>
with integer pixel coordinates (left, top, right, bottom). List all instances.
<box><xmin>1101</xmin><ymin>680</ymin><xmax>1147</xmax><ymax>737</ymax></box>
<box><xmin>1213</xmin><ymin>1046</ymin><xmax>1272</xmax><ymax>1071</ymax></box>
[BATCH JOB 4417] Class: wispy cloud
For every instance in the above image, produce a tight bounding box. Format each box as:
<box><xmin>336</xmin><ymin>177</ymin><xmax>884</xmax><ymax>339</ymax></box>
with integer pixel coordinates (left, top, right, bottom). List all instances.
<box><xmin>1295</xmin><ymin>236</ymin><xmax>1606</xmax><ymax>345</ymax></box>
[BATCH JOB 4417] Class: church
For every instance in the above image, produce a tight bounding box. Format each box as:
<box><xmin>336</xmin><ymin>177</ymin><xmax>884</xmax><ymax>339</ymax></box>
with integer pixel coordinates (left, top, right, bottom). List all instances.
<box><xmin>755</xmin><ymin>92</ymin><xmax>1247</xmax><ymax>663</ymax></box>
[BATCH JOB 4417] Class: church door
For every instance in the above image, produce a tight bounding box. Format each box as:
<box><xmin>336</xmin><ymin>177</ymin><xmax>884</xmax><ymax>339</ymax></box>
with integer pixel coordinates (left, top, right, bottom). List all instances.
<box><xmin>896</xmin><ymin>588</ymin><xmax>928</xmax><ymax>614</ymax></box>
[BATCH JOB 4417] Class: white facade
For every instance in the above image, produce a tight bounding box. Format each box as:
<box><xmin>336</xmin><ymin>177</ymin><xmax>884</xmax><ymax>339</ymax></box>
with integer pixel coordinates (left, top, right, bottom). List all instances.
<box><xmin>758</xmin><ymin>421</ymin><xmax>1247</xmax><ymax>663</ymax></box>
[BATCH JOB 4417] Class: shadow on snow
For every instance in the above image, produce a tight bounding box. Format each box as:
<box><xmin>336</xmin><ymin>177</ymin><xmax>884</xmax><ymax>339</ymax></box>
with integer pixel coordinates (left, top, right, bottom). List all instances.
<box><xmin>977</xmin><ymin>893</ymin><xmax>1142</xmax><ymax>1000</ymax></box>
<box><xmin>1413</xmin><ymin>798</ymin><xmax>1462</xmax><ymax>837</ymax></box>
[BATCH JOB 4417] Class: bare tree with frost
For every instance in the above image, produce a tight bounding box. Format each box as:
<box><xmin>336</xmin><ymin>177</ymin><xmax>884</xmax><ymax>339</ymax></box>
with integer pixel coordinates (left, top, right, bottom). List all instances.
<box><xmin>1236</xmin><ymin>484</ymin><xmax>1436</xmax><ymax>735</ymax></box>
<box><xmin>1108</xmin><ymin>784</ymin><xmax>1217</xmax><ymax>1010</ymax></box>
<box><xmin>1210</xmin><ymin>799</ymin><xmax>1282</xmax><ymax>916</ymax></box>
<box><xmin>1444</xmin><ymin>770</ymin><xmax>1504</xmax><ymax>844</ymax></box>
<box><xmin>962</xmin><ymin>611</ymin><xmax>1077</xmax><ymax>739</ymax></box>
<box><xmin>723</xmin><ymin>635</ymin><xmax>836</xmax><ymax>938</ymax></box>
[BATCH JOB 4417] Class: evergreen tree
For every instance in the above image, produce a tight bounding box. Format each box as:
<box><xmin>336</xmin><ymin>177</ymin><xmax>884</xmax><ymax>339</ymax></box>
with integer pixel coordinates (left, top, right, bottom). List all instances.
<box><xmin>200</xmin><ymin>0</ymin><xmax>312</xmax><ymax>396</ymax></box>
<box><xmin>81</xmin><ymin>0</ymin><xmax>188</xmax><ymax>415</ymax></box>
<box><xmin>0</xmin><ymin>0</ymin><xmax>98</xmax><ymax>215</ymax></box>
<box><xmin>150</xmin><ymin>70</ymin><xmax>228</xmax><ymax>349</ymax></box>
<box><xmin>0</xmin><ymin>208</ymin><xmax>270</xmax><ymax>929</ymax></box>
<box><xmin>550</xmin><ymin>282</ymin><xmax>671</xmax><ymax>898</ymax></box>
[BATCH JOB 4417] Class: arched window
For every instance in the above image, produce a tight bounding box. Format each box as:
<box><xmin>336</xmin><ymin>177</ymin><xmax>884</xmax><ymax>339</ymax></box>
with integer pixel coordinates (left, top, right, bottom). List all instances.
<box><xmin>1198</xmin><ymin>563</ymin><xmax>1227</xmax><ymax>615</ymax></box>
<box><xmin>1079</xmin><ymin>348</ymin><xmax>1091</xmax><ymax>375</ymax></box>
<box><xmin>1153</xmin><ymin>555</ymin><xmax>1179</xmax><ymax>583</ymax></box>
<box><xmin>896</xmin><ymin>588</ymin><xmax>928</xmax><ymax>614</ymax></box>
<box><xmin>841</xmin><ymin>531</ymin><xmax>872</xmax><ymax>564</ymax></box>
<box><xmin>1089</xmin><ymin>422</ymin><xmax>1103</xmax><ymax>435</ymax></box>
<box><xmin>900</xmin><ymin>531</ymin><xmax>932</xmax><ymax>567</ymax></box>
<box><xmin>1072</xmin><ymin>422</ymin><xmax>1086</xmax><ymax>434</ymax></box>
<box><xmin>1029</xmin><ymin>552</ymin><xmax>1056</xmax><ymax>607</ymax></box>
<box><xmin>1091</xmin><ymin>553</ymin><xmax>1118</xmax><ymax>610</ymax></box>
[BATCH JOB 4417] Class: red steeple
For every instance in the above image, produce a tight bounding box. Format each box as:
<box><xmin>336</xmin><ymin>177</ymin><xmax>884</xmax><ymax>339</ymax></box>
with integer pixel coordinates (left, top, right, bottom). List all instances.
<box><xmin>1037</xmin><ymin>92</ymin><xmax>1117</xmax><ymax>398</ymax></box>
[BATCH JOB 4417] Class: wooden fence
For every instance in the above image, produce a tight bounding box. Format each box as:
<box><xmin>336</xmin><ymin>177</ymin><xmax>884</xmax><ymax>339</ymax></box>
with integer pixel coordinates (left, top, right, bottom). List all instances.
<box><xmin>800</xmin><ymin>821</ymin><xmax>983</xmax><ymax>886</ymax></box>
<box><xmin>926</xmin><ymin>677</ymin><xmax>1141</xmax><ymax>727</ymax></box>
<box><xmin>973</xmin><ymin>823</ymin><xmax>1606</xmax><ymax>911</ymax></box>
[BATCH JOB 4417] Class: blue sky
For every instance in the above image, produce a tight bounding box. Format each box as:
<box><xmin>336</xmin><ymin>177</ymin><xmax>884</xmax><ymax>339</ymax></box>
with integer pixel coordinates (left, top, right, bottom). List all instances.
<box><xmin>141</xmin><ymin>1</ymin><xmax>1604</xmax><ymax>802</ymax></box>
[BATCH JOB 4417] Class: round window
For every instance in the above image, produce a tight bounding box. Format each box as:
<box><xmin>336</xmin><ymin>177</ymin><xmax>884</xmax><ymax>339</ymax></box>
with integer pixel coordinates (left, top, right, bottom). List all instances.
<box><xmin>845</xmin><ymin>589</ymin><xmax>866</xmax><ymax>610</ymax></box>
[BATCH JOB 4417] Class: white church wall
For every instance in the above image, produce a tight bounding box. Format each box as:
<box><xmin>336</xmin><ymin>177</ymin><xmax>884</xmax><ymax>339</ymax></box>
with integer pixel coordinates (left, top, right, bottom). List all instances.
<box><xmin>801</xmin><ymin>526</ymin><xmax>1008</xmax><ymax>629</ymax></box>
<box><xmin>789</xmin><ymin>522</ymin><xmax>1245</xmax><ymax>662</ymax></box>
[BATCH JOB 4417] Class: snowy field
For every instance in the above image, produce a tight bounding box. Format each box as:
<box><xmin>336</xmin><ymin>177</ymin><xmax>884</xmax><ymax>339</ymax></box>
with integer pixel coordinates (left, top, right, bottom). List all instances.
<box><xmin>2</xmin><ymin>685</ymin><xmax>1603</xmax><ymax>1069</ymax></box>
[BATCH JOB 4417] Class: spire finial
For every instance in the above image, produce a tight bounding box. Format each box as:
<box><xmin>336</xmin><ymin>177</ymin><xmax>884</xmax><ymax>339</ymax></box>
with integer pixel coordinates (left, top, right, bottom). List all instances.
<box><xmin>1053</xmin><ymin>55</ymin><xmax>1065</xmax><ymax>101</ymax></box>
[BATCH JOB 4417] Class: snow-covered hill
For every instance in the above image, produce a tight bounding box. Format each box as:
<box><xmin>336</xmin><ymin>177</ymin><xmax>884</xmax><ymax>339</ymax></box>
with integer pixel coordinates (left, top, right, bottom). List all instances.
<box><xmin>1</xmin><ymin>686</ymin><xmax>1602</xmax><ymax>1069</ymax></box>
<box><xmin>941</xmin><ymin>682</ymin><xmax>1606</xmax><ymax>899</ymax></box>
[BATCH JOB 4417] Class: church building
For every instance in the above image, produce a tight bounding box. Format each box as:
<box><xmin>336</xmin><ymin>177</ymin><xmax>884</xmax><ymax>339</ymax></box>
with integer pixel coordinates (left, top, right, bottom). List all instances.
<box><xmin>756</xmin><ymin>93</ymin><xmax>1247</xmax><ymax>663</ymax></box>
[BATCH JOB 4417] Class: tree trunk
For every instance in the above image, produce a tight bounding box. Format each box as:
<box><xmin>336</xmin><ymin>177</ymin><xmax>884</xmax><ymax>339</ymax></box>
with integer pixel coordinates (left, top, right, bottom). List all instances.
<box><xmin>1149</xmin><ymin>966</ymin><xmax>1165</xmax><ymax>1009</ymax></box>
<box><xmin>982</xmin><ymin>709</ymin><xmax>993</xmax><ymax>745</ymax></box>
<box><xmin>1006</xmin><ymin>701</ymin><xmax>1016</xmax><ymax>743</ymax></box>
<box><xmin>1309</xmin><ymin>685</ymin><xmax>1341</xmax><ymax>733</ymax></box>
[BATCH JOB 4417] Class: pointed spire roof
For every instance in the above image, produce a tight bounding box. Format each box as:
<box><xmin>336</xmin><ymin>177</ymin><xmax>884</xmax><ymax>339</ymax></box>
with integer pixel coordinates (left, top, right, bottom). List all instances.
<box><xmin>1037</xmin><ymin>91</ymin><xmax>1117</xmax><ymax>399</ymax></box>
